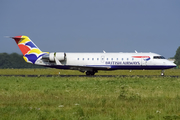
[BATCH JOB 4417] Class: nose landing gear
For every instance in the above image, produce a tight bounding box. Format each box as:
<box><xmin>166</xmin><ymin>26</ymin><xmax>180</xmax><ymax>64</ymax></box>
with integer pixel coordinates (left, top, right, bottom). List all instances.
<box><xmin>161</xmin><ymin>70</ymin><xmax>165</xmax><ymax>76</ymax></box>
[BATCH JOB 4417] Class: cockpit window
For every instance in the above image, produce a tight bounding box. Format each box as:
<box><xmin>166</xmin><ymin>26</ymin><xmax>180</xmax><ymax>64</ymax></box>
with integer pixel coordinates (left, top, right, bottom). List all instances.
<box><xmin>153</xmin><ymin>56</ymin><xmax>165</xmax><ymax>59</ymax></box>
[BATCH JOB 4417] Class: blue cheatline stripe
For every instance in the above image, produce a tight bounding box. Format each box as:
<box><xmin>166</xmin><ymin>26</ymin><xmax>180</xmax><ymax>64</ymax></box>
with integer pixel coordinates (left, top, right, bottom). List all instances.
<box><xmin>44</xmin><ymin>65</ymin><xmax>176</xmax><ymax>70</ymax></box>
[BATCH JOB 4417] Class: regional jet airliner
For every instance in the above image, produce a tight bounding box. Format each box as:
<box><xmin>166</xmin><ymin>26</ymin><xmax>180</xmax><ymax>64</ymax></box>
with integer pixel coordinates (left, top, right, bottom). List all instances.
<box><xmin>11</xmin><ymin>35</ymin><xmax>176</xmax><ymax>75</ymax></box>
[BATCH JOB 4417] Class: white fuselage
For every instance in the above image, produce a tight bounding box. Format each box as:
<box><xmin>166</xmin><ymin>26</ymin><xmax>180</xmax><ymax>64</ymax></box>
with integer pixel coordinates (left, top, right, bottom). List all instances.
<box><xmin>38</xmin><ymin>52</ymin><xmax>176</xmax><ymax>72</ymax></box>
<box><xmin>65</xmin><ymin>53</ymin><xmax>161</xmax><ymax>66</ymax></box>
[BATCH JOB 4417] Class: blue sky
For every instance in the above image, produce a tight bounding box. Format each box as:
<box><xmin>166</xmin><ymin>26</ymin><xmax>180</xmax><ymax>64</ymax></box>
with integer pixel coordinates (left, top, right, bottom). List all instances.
<box><xmin>1</xmin><ymin>0</ymin><xmax>180</xmax><ymax>58</ymax></box>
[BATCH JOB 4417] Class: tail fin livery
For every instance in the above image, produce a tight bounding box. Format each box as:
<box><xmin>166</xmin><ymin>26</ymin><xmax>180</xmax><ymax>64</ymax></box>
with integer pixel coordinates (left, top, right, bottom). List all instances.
<box><xmin>12</xmin><ymin>35</ymin><xmax>46</xmax><ymax>64</ymax></box>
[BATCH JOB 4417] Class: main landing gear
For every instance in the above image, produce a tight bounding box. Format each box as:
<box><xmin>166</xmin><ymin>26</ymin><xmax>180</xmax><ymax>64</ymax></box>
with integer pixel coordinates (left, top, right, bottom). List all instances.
<box><xmin>85</xmin><ymin>70</ymin><xmax>97</xmax><ymax>76</ymax></box>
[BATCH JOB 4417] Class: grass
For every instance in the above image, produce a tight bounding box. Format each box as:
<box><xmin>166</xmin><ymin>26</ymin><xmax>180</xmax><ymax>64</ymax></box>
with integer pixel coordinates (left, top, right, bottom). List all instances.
<box><xmin>0</xmin><ymin>68</ymin><xmax>179</xmax><ymax>76</ymax></box>
<box><xmin>1</xmin><ymin>75</ymin><xmax>180</xmax><ymax>119</ymax></box>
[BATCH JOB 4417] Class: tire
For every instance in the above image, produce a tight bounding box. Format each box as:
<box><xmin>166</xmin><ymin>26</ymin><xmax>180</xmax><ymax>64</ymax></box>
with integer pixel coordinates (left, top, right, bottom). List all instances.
<box><xmin>86</xmin><ymin>71</ymin><xmax>95</xmax><ymax>76</ymax></box>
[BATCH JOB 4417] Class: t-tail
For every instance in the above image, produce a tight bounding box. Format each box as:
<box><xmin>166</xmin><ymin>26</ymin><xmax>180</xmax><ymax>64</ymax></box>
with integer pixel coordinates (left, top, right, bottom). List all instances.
<box><xmin>11</xmin><ymin>35</ymin><xmax>47</xmax><ymax>64</ymax></box>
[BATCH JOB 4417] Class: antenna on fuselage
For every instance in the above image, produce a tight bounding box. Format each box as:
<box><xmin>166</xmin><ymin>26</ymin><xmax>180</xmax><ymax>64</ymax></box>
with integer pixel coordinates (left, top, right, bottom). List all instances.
<box><xmin>103</xmin><ymin>50</ymin><xmax>106</xmax><ymax>53</ymax></box>
<box><xmin>135</xmin><ymin>50</ymin><xmax>138</xmax><ymax>53</ymax></box>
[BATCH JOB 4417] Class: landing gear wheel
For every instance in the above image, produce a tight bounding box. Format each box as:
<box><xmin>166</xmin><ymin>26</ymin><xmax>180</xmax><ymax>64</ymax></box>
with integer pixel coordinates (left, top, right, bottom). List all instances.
<box><xmin>86</xmin><ymin>71</ymin><xmax>95</xmax><ymax>76</ymax></box>
<box><xmin>91</xmin><ymin>72</ymin><xmax>95</xmax><ymax>75</ymax></box>
<box><xmin>86</xmin><ymin>71</ymin><xmax>91</xmax><ymax>76</ymax></box>
<box><xmin>161</xmin><ymin>73</ymin><xmax>164</xmax><ymax>76</ymax></box>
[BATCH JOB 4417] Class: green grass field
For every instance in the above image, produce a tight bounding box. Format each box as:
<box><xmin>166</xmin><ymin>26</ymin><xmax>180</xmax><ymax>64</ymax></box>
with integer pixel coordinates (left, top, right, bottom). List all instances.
<box><xmin>0</xmin><ymin>69</ymin><xmax>180</xmax><ymax>120</ymax></box>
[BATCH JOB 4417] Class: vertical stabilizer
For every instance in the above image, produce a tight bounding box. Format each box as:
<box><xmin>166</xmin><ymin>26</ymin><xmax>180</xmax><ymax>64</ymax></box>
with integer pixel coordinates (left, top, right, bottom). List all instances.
<box><xmin>12</xmin><ymin>35</ymin><xmax>46</xmax><ymax>64</ymax></box>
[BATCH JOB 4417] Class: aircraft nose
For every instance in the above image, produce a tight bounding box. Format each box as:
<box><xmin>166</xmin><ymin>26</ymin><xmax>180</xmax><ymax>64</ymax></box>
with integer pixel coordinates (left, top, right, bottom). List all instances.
<box><xmin>173</xmin><ymin>63</ymin><xmax>177</xmax><ymax>67</ymax></box>
<box><xmin>167</xmin><ymin>60</ymin><xmax>176</xmax><ymax>68</ymax></box>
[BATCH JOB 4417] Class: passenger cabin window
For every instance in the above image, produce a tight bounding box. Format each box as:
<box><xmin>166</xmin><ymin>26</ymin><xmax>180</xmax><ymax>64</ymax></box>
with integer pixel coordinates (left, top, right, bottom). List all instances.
<box><xmin>97</xmin><ymin>58</ymin><xmax>99</xmax><ymax>60</ymax></box>
<box><xmin>153</xmin><ymin>56</ymin><xmax>165</xmax><ymax>59</ymax></box>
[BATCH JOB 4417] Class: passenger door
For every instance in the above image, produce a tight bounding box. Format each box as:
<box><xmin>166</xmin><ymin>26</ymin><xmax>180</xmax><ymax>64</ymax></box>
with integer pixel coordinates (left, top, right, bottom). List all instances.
<box><xmin>141</xmin><ymin>58</ymin><xmax>147</xmax><ymax>66</ymax></box>
<box><xmin>101</xmin><ymin>56</ymin><xmax>105</xmax><ymax>63</ymax></box>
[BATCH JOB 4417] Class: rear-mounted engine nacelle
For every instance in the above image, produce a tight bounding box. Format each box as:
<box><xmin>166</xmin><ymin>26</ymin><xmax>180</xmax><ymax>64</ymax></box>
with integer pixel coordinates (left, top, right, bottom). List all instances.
<box><xmin>49</xmin><ymin>52</ymin><xmax>66</xmax><ymax>61</ymax></box>
<box><xmin>42</xmin><ymin>52</ymin><xmax>66</xmax><ymax>61</ymax></box>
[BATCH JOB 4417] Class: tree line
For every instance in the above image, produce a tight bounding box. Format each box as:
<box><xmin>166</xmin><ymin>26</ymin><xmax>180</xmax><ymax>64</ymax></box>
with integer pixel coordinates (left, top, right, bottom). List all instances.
<box><xmin>0</xmin><ymin>53</ymin><xmax>43</xmax><ymax>69</ymax></box>
<box><xmin>174</xmin><ymin>46</ymin><xmax>180</xmax><ymax>66</ymax></box>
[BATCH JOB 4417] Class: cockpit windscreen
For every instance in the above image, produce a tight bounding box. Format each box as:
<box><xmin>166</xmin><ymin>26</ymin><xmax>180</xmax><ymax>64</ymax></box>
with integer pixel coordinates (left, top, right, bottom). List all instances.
<box><xmin>153</xmin><ymin>56</ymin><xmax>165</xmax><ymax>59</ymax></box>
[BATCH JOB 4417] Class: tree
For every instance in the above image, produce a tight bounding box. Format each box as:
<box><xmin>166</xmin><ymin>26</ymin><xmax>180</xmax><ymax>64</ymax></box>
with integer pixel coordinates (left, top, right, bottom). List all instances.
<box><xmin>174</xmin><ymin>46</ymin><xmax>180</xmax><ymax>66</ymax></box>
<box><xmin>0</xmin><ymin>53</ymin><xmax>44</xmax><ymax>69</ymax></box>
